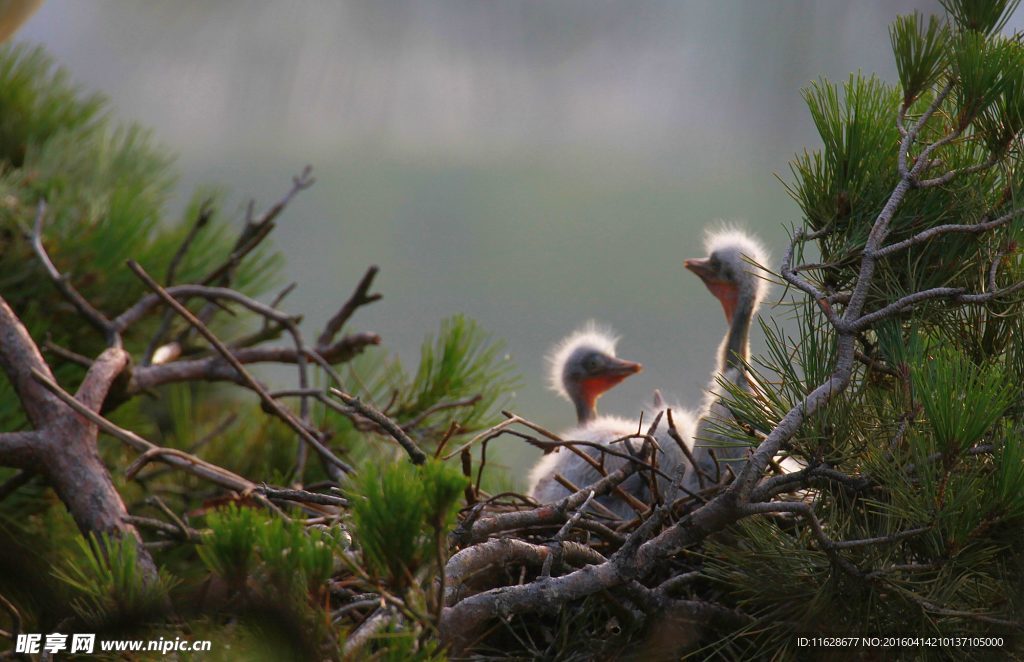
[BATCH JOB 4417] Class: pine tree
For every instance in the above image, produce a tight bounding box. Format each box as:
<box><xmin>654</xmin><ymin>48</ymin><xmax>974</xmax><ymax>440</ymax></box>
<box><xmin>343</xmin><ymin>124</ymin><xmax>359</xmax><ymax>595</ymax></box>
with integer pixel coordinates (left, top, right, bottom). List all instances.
<box><xmin>4</xmin><ymin>0</ymin><xmax>1024</xmax><ymax>658</ymax></box>
<box><xmin>441</xmin><ymin>1</ymin><xmax>1024</xmax><ymax>659</ymax></box>
<box><xmin>0</xmin><ymin>42</ymin><xmax>517</xmax><ymax>658</ymax></box>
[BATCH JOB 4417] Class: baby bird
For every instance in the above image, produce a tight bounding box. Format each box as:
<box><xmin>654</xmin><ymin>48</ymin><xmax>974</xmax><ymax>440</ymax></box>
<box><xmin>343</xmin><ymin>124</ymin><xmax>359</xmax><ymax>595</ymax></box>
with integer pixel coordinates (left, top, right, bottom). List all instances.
<box><xmin>545</xmin><ymin>322</ymin><xmax>643</xmax><ymax>425</ymax></box>
<box><xmin>682</xmin><ymin>229</ymin><xmax>770</xmax><ymax>491</ymax></box>
<box><xmin>527</xmin><ymin>323</ymin><xmax>646</xmax><ymax>517</ymax></box>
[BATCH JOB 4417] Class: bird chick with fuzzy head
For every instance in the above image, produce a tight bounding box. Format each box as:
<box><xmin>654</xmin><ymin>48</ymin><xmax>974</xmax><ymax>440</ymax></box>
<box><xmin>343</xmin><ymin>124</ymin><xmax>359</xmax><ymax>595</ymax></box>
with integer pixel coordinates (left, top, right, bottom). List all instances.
<box><xmin>682</xmin><ymin>228</ymin><xmax>770</xmax><ymax>490</ymax></box>
<box><xmin>684</xmin><ymin>229</ymin><xmax>770</xmax><ymax>374</ymax></box>
<box><xmin>527</xmin><ymin>323</ymin><xmax>644</xmax><ymax>514</ymax></box>
<box><xmin>546</xmin><ymin>321</ymin><xmax>643</xmax><ymax>425</ymax></box>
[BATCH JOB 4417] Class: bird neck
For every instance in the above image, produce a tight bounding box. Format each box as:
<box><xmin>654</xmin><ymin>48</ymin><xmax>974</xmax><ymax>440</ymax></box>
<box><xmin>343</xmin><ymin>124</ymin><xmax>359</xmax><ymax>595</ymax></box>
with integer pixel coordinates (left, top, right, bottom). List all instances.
<box><xmin>575</xmin><ymin>399</ymin><xmax>595</xmax><ymax>424</ymax></box>
<box><xmin>721</xmin><ymin>291</ymin><xmax>755</xmax><ymax>372</ymax></box>
<box><xmin>568</xmin><ymin>383</ymin><xmax>596</xmax><ymax>424</ymax></box>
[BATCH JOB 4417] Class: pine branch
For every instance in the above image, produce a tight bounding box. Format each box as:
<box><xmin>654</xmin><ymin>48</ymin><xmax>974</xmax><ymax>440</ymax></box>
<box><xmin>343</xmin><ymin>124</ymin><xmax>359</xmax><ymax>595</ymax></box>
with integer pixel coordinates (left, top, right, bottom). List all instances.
<box><xmin>317</xmin><ymin>265</ymin><xmax>382</xmax><ymax>348</ymax></box>
<box><xmin>127</xmin><ymin>260</ymin><xmax>354</xmax><ymax>478</ymax></box>
<box><xmin>199</xmin><ymin>166</ymin><xmax>314</xmax><ymax>288</ymax></box>
<box><xmin>30</xmin><ymin>367</ymin><xmax>255</xmax><ymax>493</ymax></box>
<box><xmin>873</xmin><ymin>206</ymin><xmax>1024</xmax><ymax>259</ymax></box>
<box><xmin>329</xmin><ymin>389</ymin><xmax>427</xmax><ymax>465</ymax></box>
<box><xmin>29</xmin><ymin>200</ymin><xmax>121</xmax><ymax>348</ymax></box>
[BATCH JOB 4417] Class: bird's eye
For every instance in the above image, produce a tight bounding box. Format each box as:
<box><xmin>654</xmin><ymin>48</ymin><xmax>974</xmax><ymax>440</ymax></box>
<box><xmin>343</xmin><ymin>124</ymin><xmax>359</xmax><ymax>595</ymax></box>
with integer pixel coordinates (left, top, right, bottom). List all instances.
<box><xmin>583</xmin><ymin>355</ymin><xmax>601</xmax><ymax>372</ymax></box>
<box><xmin>709</xmin><ymin>255</ymin><xmax>721</xmax><ymax>269</ymax></box>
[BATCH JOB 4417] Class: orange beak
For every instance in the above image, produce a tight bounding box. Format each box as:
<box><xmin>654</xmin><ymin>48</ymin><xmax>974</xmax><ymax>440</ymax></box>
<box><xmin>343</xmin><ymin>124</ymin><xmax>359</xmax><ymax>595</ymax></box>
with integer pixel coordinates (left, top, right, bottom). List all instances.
<box><xmin>580</xmin><ymin>359</ymin><xmax>643</xmax><ymax>407</ymax></box>
<box><xmin>685</xmin><ymin>258</ymin><xmax>739</xmax><ymax>324</ymax></box>
<box><xmin>684</xmin><ymin>257</ymin><xmax>715</xmax><ymax>280</ymax></box>
<box><xmin>604</xmin><ymin>357</ymin><xmax>643</xmax><ymax>378</ymax></box>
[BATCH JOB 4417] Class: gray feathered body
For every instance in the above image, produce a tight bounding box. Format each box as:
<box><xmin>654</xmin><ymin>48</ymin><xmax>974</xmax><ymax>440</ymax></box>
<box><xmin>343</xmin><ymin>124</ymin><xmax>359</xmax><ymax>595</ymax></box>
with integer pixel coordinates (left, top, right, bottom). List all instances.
<box><xmin>528</xmin><ymin>411</ymin><xmax>696</xmax><ymax>519</ymax></box>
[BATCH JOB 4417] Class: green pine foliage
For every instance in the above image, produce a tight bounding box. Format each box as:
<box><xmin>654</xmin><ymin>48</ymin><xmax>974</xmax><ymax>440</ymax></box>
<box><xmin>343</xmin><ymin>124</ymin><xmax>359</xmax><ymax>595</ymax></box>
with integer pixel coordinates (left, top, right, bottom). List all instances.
<box><xmin>52</xmin><ymin>534</ymin><xmax>177</xmax><ymax>627</ymax></box>
<box><xmin>347</xmin><ymin>459</ymin><xmax>467</xmax><ymax>592</ymax></box>
<box><xmin>0</xmin><ymin>42</ymin><xmax>281</xmax><ymax>436</ymax></box>
<box><xmin>693</xmin><ymin>1</ymin><xmax>1024</xmax><ymax>656</ymax></box>
<box><xmin>399</xmin><ymin>315</ymin><xmax>518</xmax><ymax>435</ymax></box>
<box><xmin>198</xmin><ymin>504</ymin><xmax>340</xmax><ymax>599</ymax></box>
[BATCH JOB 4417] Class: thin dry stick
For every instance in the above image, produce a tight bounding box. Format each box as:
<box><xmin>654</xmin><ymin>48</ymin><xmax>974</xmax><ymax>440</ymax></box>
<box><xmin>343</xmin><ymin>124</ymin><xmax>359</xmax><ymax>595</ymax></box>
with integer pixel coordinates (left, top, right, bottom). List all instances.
<box><xmin>0</xmin><ymin>591</ymin><xmax>22</xmax><ymax>640</ymax></box>
<box><xmin>318</xmin><ymin>265</ymin><xmax>382</xmax><ymax>347</ymax></box>
<box><xmin>463</xmin><ymin>462</ymin><xmax>638</xmax><ymax>543</ymax></box>
<box><xmin>329</xmin><ymin>388</ymin><xmax>427</xmax><ymax>464</ymax></box>
<box><xmin>143</xmin><ymin>204</ymin><xmax>215</xmax><ymax>365</ymax></box>
<box><xmin>666</xmin><ymin>408</ymin><xmax>707</xmax><ymax>491</ymax></box>
<box><xmin>125</xmin><ymin>515</ymin><xmax>202</xmax><ymax>543</ymax></box>
<box><xmin>30</xmin><ymin>200</ymin><xmax>120</xmax><ymax>347</ymax></box>
<box><xmin>200</xmin><ymin>166</ymin><xmax>315</xmax><ymax>287</ymax></box>
<box><xmin>256</xmin><ymin>485</ymin><xmax>348</xmax><ymax>507</ymax></box>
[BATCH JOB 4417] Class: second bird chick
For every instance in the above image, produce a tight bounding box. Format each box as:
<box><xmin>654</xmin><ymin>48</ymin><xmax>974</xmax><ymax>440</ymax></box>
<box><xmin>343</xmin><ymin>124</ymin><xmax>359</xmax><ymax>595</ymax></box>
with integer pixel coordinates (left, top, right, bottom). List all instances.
<box><xmin>528</xmin><ymin>322</ymin><xmax>649</xmax><ymax>519</ymax></box>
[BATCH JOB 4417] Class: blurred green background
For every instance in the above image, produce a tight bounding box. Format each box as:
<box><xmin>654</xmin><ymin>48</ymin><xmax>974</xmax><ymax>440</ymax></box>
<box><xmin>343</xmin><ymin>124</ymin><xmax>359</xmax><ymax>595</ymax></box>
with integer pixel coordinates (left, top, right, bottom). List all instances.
<box><xmin>19</xmin><ymin>1</ymin><xmax>970</xmax><ymax>477</ymax></box>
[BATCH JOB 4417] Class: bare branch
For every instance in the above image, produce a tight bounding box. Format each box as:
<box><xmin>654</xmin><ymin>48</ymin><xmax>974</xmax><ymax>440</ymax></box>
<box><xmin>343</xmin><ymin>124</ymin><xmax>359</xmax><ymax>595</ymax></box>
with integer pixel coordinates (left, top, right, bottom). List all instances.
<box><xmin>780</xmin><ymin>234</ymin><xmax>845</xmax><ymax>329</ymax></box>
<box><xmin>541</xmin><ymin>491</ymin><xmax>596</xmax><ymax>577</ymax></box>
<box><xmin>666</xmin><ymin>408</ymin><xmax>707</xmax><ymax>491</ymax></box>
<box><xmin>125</xmin><ymin>515</ymin><xmax>202</xmax><ymax>544</ymax></box>
<box><xmin>915</xmin><ymin>152</ymin><xmax>1002</xmax><ymax>188</ymax></box>
<box><xmin>329</xmin><ymin>389</ymin><xmax>427</xmax><ymax>465</ymax></box>
<box><xmin>76</xmin><ymin>347</ymin><xmax>130</xmax><ymax>413</ymax></box>
<box><xmin>42</xmin><ymin>339</ymin><xmax>93</xmax><ymax>368</ymax></box>
<box><xmin>114</xmin><ymin>283</ymin><xmax>300</xmax><ymax>332</ymax></box>
<box><xmin>462</xmin><ymin>463</ymin><xmax>638</xmax><ymax>545</ymax></box>
<box><xmin>29</xmin><ymin>201</ymin><xmax>120</xmax><ymax>347</ymax></box>
<box><xmin>0</xmin><ymin>432</ymin><xmax>40</xmax><ymax>470</ymax></box>
<box><xmin>317</xmin><ymin>265</ymin><xmax>382</xmax><ymax>348</ymax></box>
<box><xmin>445</xmin><ymin>537</ymin><xmax>606</xmax><ymax>609</ymax></box>
<box><xmin>255</xmin><ymin>485</ymin><xmax>348</xmax><ymax>507</ymax></box>
<box><xmin>199</xmin><ymin>166</ymin><xmax>314</xmax><ymax>287</ymax></box>
<box><xmin>142</xmin><ymin>202</ymin><xmax>216</xmax><ymax>366</ymax></box>
<box><xmin>341</xmin><ymin>607</ymin><xmax>396</xmax><ymax>659</ymax></box>
<box><xmin>898</xmin><ymin>81</ymin><xmax>954</xmax><ymax>177</ymax></box>
<box><xmin>126</xmin><ymin>332</ymin><xmax>380</xmax><ymax>393</ymax></box>
<box><xmin>890</xmin><ymin>584</ymin><xmax>1021</xmax><ymax>628</ymax></box>
<box><xmin>739</xmin><ymin>501</ymin><xmax>862</xmax><ymax>576</ymax></box>
<box><xmin>873</xmin><ymin>206</ymin><xmax>1024</xmax><ymax>259</ymax></box>
<box><xmin>750</xmin><ymin>464</ymin><xmax>869</xmax><ymax>502</ymax></box>
<box><xmin>850</xmin><ymin>278</ymin><xmax>1024</xmax><ymax>332</ymax></box>
<box><xmin>126</xmin><ymin>260</ymin><xmax>354</xmax><ymax>476</ymax></box>
<box><xmin>165</xmin><ymin>200</ymin><xmax>213</xmax><ymax>285</ymax></box>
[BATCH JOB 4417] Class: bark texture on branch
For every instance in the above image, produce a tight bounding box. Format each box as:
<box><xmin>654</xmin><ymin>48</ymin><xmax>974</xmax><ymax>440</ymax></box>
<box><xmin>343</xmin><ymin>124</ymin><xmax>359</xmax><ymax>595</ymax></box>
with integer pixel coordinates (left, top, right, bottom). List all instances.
<box><xmin>0</xmin><ymin>300</ymin><xmax>159</xmax><ymax>581</ymax></box>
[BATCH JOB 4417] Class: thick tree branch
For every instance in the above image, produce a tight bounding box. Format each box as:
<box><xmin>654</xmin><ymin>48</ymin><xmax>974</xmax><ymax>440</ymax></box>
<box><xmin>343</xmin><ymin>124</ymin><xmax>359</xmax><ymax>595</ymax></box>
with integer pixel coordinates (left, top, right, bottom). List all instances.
<box><xmin>0</xmin><ymin>432</ymin><xmax>40</xmax><ymax>470</ymax></box>
<box><xmin>0</xmin><ymin>296</ymin><xmax>63</xmax><ymax>428</ymax></box>
<box><xmin>0</xmin><ymin>308</ymin><xmax>162</xmax><ymax>583</ymax></box>
<box><xmin>76</xmin><ymin>347</ymin><xmax>130</xmax><ymax>413</ymax></box>
<box><xmin>31</xmin><ymin>368</ymin><xmax>256</xmax><ymax>494</ymax></box>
